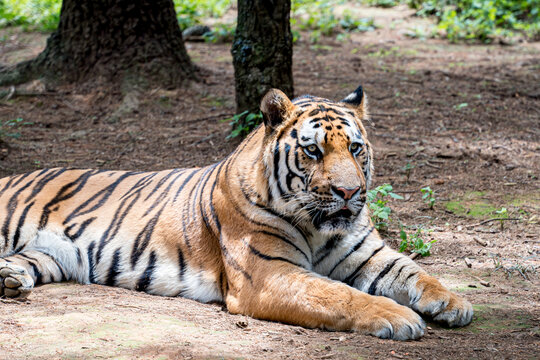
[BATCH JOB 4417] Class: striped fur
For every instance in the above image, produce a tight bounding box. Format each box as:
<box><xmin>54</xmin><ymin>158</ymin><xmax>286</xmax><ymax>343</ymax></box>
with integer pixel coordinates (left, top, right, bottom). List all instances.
<box><xmin>0</xmin><ymin>86</ymin><xmax>472</xmax><ymax>340</ymax></box>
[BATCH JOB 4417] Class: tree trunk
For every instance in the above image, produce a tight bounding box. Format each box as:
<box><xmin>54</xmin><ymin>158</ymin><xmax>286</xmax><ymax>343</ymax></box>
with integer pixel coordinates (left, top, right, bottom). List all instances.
<box><xmin>0</xmin><ymin>0</ymin><xmax>195</xmax><ymax>88</ymax></box>
<box><xmin>232</xmin><ymin>0</ymin><xmax>294</xmax><ymax>116</ymax></box>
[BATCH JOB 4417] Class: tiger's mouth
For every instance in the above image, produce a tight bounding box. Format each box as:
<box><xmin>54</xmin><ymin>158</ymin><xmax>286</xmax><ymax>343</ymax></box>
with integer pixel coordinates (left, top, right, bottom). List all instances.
<box><xmin>312</xmin><ymin>207</ymin><xmax>355</xmax><ymax>230</ymax></box>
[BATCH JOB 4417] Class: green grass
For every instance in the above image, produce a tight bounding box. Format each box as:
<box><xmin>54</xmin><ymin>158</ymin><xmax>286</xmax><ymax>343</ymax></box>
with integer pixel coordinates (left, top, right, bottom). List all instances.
<box><xmin>364</xmin><ymin>0</ymin><xmax>540</xmax><ymax>42</ymax></box>
<box><xmin>0</xmin><ymin>0</ymin><xmax>233</xmax><ymax>31</ymax></box>
<box><xmin>0</xmin><ymin>0</ymin><xmax>376</xmax><ymax>44</ymax></box>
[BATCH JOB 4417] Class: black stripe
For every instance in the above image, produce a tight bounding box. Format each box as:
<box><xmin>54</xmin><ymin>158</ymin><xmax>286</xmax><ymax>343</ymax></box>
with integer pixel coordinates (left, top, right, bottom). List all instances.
<box><xmin>130</xmin><ymin>201</ymin><xmax>167</xmax><ymax>268</ymax></box>
<box><xmin>24</xmin><ymin>168</ymin><xmax>68</xmax><ymax>204</ymax></box>
<box><xmin>96</xmin><ymin>187</ymin><xmax>144</xmax><ymax>264</ymax></box>
<box><xmin>2</xmin><ymin>178</ymin><xmax>35</xmax><ymax>244</ymax></box>
<box><xmin>143</xmin><ymin>169</ymin><xmax>185</xmax><ymax>217</ymax></box>
<box><xmin>283</xmin><ymin>143</ymin><xmax>304</xmax><ymax>191</ymax></box>
<box><xmin>344</xmin><ymin>245</ymin><xmax>385</xmax><ymax>286</ymax></box>
<box><xmin>273</xmin><ymin>141</ymin><xmax>286</xmax><ymax>197</ymax></box>
<box><xmin>177</xmin><ymin>246</ymin><xmax>185</xmax><ymax>281</ymax></box>
<box><xmin>144</xmin><ymin>169</ymin><xmax>180</xmax><ymax>201</ymax></box>
<box><xmin>39</xmin><ymin>252</ymin><xmax>67</xmax><ymax>282</ymax></box>
<box><xmin>39</xmin><ymin>170</ymin><xmax>96</xmax><ymax>229</ymax></box>
<box><xmin>328</xmin><ymin>226</ymin><xmax>374</xmax><ymax>276</ymax></box>
<box><xmin>248</xmin><ymin>244</ymin><xmax>302</xmax><ymax>267</ymax></box>
<box><xmin>224</xmin><ymin>162</ymin><xmax>311</xmax><ymax>261</ymax></box>
<box><xmin>0</xmin><ymin>175</ymin><xmax>17</xmax><ymax>197</ymax></box>
<box><xmin>64</xmin><ymin>171</ymin><xmax>138</xmax><ymax>224</ymax></box>
<box><xmin>76</xmin><ymin>247</ymin><xmax>83</xmax><ymax>265</ymax></box>
<box><xmin>64</xmin><ymin>217</ymin><xmax>96</xmax><ymax>242</ymax></box>
<box><xmin>388</xmin><ymin>264</ymin><xmax>408</xmax><ymax>289</ymax></box>
<box><xmin>119</xmin><ymin>172</ymin><xmax>157</xmax><ymax>200</ymax></box>
<box><xmin>257</xmin><ymin>230</ymin><xmax>310</xmax><ymax>264</ymax></box>
<box><xmin>27</xmin><ymin>260</ymin><xmax>43</xmax><ymax>285</ymax></box>
<box><xmin>196</xmin><ymin>163</ymin><xmax>221</xmax><ymax>239</ymax></box>
<box><xmin>105</xmin><ymin>248</ymin><xmax>121</xmax><ymax>286</ymax></box>
<box><xmin>87</xmin><ymin>241</ymin><xmax>96</xmax><ymax>283</ymax></box>
<box><xmin>12</xmin><ymin>201</ymin><xmax>34</xmax><ymax>251</ymax></box>
<box><xmin>173</xmin><ymin>168</ymin><xmax>200</xmax><ymax>204</ymax></box>
<box><xmin>17</xmin><ymin>253</ymin><xmax>42</xmax><ymax>285</ymax></box>
<box><xmin>208</xmin><ymin>161</ymin><xmax>252</xmax><ymax>283</ymax></box>
<box><xmin>406</xmin><ymin>271</ymin><xmax>418</xmax><ymax>281</ymax></box>
<box><xmin>368</xmin><ymin>258</ymin><xmax>400</xmax><ymax>295</ymax></box>
<box><xmin>136</xmin><ymin>251</ymin><xmax>157</xmax><ymax>292</ymax></box>
<box><xmin>238</xmin><ymin>176</ymin><xmax>311</xmax><ymax>250</ymax></box>
<box><xmin>313</xmin><ymin>235</ymin><xmax>341</xmax><ymax>267</ymax></box>
<box><xmin>11</xmin><ymin>171</ymin><xmax>33</xmax><ymax>188</ymax></box>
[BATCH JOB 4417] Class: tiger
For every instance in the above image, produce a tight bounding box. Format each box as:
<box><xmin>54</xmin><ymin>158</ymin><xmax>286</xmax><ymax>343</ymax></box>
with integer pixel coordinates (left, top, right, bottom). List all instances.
<box><xmin>0</xmin><ymin>86</ymin><xmax>472</xmax><ymax>340</ymax></box>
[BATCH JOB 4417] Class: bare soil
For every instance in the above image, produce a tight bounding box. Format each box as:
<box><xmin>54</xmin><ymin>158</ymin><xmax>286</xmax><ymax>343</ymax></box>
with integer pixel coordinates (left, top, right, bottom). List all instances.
<box><xmin>0</xmin><ymin>5</ymin><xmax>539</xmax><ymax>359</ymax></box>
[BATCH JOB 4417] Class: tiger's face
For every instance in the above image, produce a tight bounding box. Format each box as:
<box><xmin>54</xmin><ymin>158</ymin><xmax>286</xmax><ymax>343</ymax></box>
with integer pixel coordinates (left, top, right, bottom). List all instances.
<box><xmin>261</xmin><ymin>86</ymin><xmax>373</xmax><ymax>235</ymax></box>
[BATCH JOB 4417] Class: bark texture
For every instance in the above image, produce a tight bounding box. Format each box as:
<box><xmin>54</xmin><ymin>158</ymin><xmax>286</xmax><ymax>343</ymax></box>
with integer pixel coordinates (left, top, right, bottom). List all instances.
<box><xmin>232</xmin><ymin>0</ymin><xmax>294</xmax><ymax>115</ymax></box>
<box><xmin>0</xmin><ymin>0</ymin><xmax>195</xmax><ymax>87</ymax></box>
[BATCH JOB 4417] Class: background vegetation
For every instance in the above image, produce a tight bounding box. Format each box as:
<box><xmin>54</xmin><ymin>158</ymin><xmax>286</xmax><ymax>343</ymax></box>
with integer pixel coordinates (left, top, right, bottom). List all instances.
<box><xmin>1</xmin><ymin>0</ymin><xmax>538</xmax><ymax>43</ymax></box>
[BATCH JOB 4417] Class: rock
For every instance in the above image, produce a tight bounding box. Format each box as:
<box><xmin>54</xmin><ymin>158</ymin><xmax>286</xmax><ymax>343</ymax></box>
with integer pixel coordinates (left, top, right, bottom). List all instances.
<box><xmin>183</xmin><ymin>25</ymin><xmax>211</xmax><ymax>41</ymax></box>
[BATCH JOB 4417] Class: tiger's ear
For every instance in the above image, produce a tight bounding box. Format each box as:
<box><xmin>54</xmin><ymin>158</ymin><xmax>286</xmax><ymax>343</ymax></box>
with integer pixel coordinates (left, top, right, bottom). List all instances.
<box><xmin>260</xmin><ymin>89</ymin><xmax>294</xmax><ymax>133</ymax></box>
<box><xmin>341</xmin><ymin>85</ymin><xmax>366</xmax><ymax>113</ymax></box>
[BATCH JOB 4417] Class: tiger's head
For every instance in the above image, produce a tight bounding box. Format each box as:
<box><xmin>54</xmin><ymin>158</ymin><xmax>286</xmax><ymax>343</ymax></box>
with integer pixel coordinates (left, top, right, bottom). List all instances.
<box><xmin>260</xmin><ymin>86</ymin><xmax>373</xmax><ymax>235</ymax></box>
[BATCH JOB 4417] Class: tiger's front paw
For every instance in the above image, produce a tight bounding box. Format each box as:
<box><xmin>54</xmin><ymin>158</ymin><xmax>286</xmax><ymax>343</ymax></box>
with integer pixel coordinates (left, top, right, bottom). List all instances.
<box><xmin>0</xmin><ymin>261</ymin><xmax>34</xmax><ymax>299</ymax></box>
<box><xmin>363</xmin><ymin>297</ymin><xmax>426</xmax><ymax>340</ymax></box>
<box><xmin>412</xmin><ymin>275</ymin><xmax>473</xmax><ymax>327</ymax></box>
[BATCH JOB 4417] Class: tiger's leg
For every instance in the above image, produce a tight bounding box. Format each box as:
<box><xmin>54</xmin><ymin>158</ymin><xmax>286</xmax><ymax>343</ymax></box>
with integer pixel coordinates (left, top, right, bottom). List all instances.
<box><xmin>223</xmin><ymin>235</ymin><xmax>426</xmax><ymax>340</ymax></box>
<box><xmin>334</xmin><ymin>227</ymin><xmax>473</xmax><ymax>327</ymax></box>
<box><xmin>0</xmin><ymin>230</ymin><xmax>86</xmax><ymax>299</ymax></box>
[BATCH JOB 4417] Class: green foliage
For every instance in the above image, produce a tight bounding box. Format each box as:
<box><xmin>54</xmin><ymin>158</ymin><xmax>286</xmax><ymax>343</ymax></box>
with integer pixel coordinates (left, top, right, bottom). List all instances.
<box><xmin>362</xmin><ymin>0</ymin><xmax>400</xmax><ymax>8</ymax></box>
<box><xmin>0</xmin><ymin>0</ymin><xmax>232</xmax><ymax>32</ymax></box>
<box><xmin>399</xmin><ymin>226</ymin><xmax>436</xmax><ymax>257</ymax></box>
<box><xmin>360</xmin><ymin>0</ymin><xmax>540</xmax><ymax>42</ymax></box>
<box><xmin>0</xmin><ymin>117</ymin><xmax>32</xmax><ymax>140</ymax></box>
<box><xmin>0</xmin><ymin>0</ymin><xmax>61</xmax><ymax>31</ymax></box>
<box><xmin>367</xmin><ymin>184</ymin><xmax>404</xmax><ymax>230</ymax></box>
<box><xmin>174</xmin><ymin>0</ymin><xmax>231</xmax><ymax>30</ymax></box>
<box><xmin>226</xmin><ymin>111</ymin><xmax>262</xmax><ymax>139</ymax></box>
<box><xmin>202</xmin><ymin>23</ymin><xmax>235</xmax><ymax>43</ymax></box>
<box><xmin>409</xmin><ymin>0</ymin><xmax>540</xmax><ymax>42</ymax></box>
<box><xmin>420</xmin><ymin>186</ymin><xmax>436</xmax><ymax>209</ymax></box>
<box><xmin>292</xmin><ymin>0</ymin><xmax>376</xmax><ymax>43</ymax></box>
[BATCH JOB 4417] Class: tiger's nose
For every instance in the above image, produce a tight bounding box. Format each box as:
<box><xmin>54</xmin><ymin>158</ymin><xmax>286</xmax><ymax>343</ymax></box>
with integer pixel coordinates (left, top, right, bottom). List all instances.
<box><xmin>332</xmin><ymin>186</ymin><xmax>360</xmax><ymax>200</ymax></box>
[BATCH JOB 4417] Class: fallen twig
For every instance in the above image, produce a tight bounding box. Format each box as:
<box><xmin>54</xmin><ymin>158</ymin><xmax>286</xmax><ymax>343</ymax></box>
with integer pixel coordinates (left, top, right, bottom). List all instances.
<box><xmin>425</xmin><ymin>161</ymin><xmax>441</xmax><ymax>169</ymax></box>
<box><xmin>473</xmin><ymin>237</ymin><xmax>488</xmax><ymax>246</ymax></box>
<box><xmin>184</xmin><ymin>113</ymin><xmax>234</xmax><ymax>124</ymax></box>
<box><xmin>465</xmin><ymin>218</ymin><xmax>520</xmax><ymax>228</ymax></box>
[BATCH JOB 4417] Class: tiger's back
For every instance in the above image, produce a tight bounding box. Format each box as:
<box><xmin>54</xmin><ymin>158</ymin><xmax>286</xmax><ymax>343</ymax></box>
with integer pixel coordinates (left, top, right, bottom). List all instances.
<box><xmin>0</xmin><ymin>167</ymin><xmax>224</xmax><ymax>301</ymax></box>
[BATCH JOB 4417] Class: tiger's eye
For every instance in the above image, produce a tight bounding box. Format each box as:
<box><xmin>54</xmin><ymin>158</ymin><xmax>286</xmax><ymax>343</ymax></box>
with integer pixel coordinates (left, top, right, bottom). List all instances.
<box><xmin>350</xmin><ymin>143</ymin><xmax>359</xmax><ymax>151</ymax></box>
<box><xmin>307</xmin><ymin>144</ymin><xmax>318</xmax><ymax>153</ymax></box>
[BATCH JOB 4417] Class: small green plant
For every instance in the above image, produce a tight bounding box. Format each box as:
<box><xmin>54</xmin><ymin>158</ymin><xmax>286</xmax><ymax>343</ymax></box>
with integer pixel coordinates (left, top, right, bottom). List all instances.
<box><xmin>367</xmin><ymin>184</ymin><xmax>403</xmax><ymax>230</ymax></box>
<box><xmin>420</xmin><ymin>186</ymin><xmax>436</xmax><ymax>209</ymax></box>
<box><xmin>402</xmin><ymin>162</ymin><xmax>415</xmax><ymax>183</ymax></box>
<box><xmin>0</xmin><ymin>118</ymin><xmax>32</xmax><ymax>140</ymax></box>
<box><xmin>399</xmin><ymin>226</ymin><xmax>436</xmax><ymax>257</ymax></box>
<box><xmin>454</xmin><ymin>102</ymin><xmax>469</xmax><ymax>110</ymax></box>
<box><xmin>226</xmin><ymin>111</ymin><xmax>262</xmax><ymax>139</ymax></box>
<box><xmin>494</xmin><ymin>207</ymin><xmax>508</xmax><ymax>230</ymax></box>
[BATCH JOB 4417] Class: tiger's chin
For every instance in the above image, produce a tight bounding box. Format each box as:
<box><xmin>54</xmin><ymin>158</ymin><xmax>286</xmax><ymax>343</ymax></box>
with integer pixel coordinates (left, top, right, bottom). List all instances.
<box><xmin>313</xmin><ymin>208</ymin><xmax>358</xmax><ymax>235</ymax></box>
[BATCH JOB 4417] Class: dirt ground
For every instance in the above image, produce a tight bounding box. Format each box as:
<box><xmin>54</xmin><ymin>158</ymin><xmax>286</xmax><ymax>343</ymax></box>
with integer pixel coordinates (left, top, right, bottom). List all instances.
<box><xmin>0</xmin><ymin>4</ymin><xmax>539</xmax><ymax>360</ymax></box>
